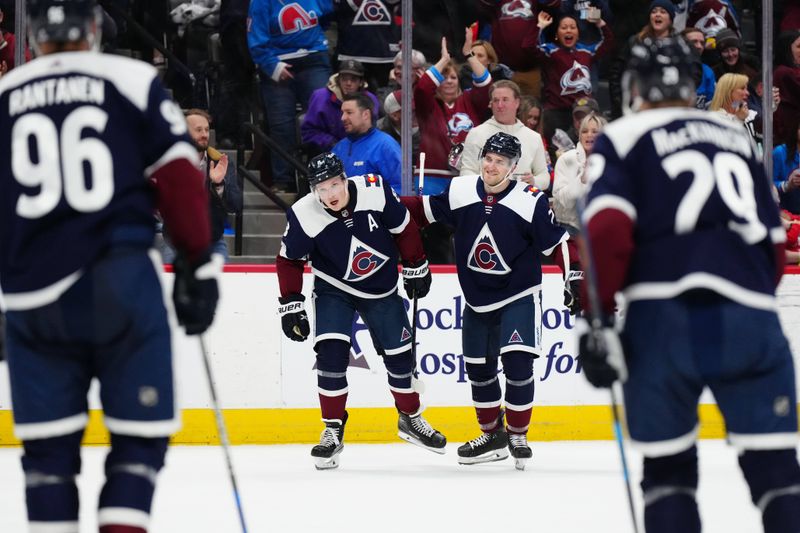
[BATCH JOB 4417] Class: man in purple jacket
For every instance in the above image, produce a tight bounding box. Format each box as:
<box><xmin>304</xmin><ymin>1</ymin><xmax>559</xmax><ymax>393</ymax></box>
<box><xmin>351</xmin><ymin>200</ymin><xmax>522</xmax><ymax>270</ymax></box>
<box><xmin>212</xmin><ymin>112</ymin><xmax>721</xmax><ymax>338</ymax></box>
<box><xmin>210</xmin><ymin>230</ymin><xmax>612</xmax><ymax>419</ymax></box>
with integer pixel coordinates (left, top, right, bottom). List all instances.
<box><xmin>301</xmin><ymin>59</ymin><xmax>380</xmax><ymax>156</ymax></box>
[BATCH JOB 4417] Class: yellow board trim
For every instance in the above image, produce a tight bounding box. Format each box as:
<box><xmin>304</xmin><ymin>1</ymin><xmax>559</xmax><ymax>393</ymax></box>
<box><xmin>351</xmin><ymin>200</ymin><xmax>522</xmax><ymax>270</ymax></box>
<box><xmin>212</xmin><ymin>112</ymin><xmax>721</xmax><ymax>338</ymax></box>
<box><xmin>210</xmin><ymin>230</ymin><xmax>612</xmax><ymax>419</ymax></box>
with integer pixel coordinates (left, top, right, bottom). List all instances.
<box><xmin>0</xmin><ymin>404</ymin><xmax>740</xmax><ymax>446</ymax></box>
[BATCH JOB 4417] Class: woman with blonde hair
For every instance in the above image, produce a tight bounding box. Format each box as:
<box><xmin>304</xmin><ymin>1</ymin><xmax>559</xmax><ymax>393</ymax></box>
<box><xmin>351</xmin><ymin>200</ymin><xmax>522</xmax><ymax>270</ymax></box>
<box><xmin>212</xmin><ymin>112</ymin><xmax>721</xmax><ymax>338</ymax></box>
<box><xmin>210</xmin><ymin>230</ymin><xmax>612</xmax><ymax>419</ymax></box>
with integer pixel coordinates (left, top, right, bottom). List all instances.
<box><xmin>552</xmin><ymin>112</ymin><xmax>608</xmax><ymax>233</ymax></box>
<box><xmin>709</xmin><ymin>72</ymin><xmax>760</xmax><ymax>144</ymax></box>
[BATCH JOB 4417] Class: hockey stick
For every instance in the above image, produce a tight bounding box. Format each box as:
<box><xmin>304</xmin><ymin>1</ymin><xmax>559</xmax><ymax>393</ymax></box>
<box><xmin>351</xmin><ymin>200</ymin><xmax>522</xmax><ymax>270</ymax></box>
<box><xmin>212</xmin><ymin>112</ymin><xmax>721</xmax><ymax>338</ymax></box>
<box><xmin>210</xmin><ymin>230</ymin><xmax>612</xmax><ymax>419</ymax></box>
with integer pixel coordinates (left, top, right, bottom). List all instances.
<box><xmin>575</xmin><ymin>200</ymin><xmax>640</xmax><ymax>533</ymax></box>
<box><xmin>411</xmin><ymin>153</ymin><xmax>426</xmax><ymax>385</ymax></box>
<box><xmin>199</xmin><ymin>336</ymin><xmax>249</xmax><ymax>533</ymax></box>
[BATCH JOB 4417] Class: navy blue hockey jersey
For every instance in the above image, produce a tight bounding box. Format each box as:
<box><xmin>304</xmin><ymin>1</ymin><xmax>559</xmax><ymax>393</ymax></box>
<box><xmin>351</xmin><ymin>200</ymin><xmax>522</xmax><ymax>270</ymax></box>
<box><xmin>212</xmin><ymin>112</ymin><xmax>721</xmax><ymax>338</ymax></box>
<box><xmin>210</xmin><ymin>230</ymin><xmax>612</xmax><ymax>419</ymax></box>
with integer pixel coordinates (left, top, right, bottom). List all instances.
<box><xmin>584</xmin><ymin>108</ymin><xmax>784</xmax><ymax>311</ymax></box>
<box><xmin>280</xmin><ymin>174</ymin><xmax>409</xmax><ymax>298</ymax></box>
<box><xmin>335</xmin><ymin>0</ymin><xmax>400</xmax><ymax>64</ymax></box>
<box><xmin>0</xmin><ymin>52</ymin><xmax>198</xmax><ymax>310</ymax></box>
<box><xmin>422</xmin><ymin>176</ymin><xmax>568</xmax><ymax>312</ymax></box>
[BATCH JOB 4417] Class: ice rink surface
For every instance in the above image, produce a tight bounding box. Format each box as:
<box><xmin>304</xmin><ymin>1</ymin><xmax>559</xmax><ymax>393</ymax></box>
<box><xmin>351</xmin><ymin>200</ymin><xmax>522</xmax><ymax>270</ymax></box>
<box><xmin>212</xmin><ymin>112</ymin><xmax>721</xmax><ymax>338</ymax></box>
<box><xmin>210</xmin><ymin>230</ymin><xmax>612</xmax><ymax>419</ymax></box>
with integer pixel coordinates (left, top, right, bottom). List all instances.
<box><xmin>0</xmin><ymin>440</ymin><xmax>765</xmax><ymax>532</ymax></box>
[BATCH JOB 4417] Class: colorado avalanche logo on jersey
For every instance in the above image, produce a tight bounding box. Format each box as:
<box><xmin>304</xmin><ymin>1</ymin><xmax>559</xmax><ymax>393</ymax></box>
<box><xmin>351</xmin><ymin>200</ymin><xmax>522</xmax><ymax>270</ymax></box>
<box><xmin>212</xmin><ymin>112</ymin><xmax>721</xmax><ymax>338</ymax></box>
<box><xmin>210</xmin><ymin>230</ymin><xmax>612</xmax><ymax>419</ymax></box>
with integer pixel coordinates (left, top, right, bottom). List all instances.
<box><xmin>467</xmin><ymin>223</ymin><xmax>511</xmax><ymax>275</ymax></box>
<box><xmin>500</xmin><ymin>0</ymin><xmax>534</xmax><ymax>19</ymax></box>
<box><xmin>694</xmin><ymin>8</ymin><xmax>727</xmax><ymax>37</ymax></box>
<box><xmin>448</xmin><ymin>113</ymin><xmax>474</xmax><ymax>138</ymax></box>
<box><xmin>349</xmin><ymin>0</ymin><xmax>392</xmax><ymax>26</ymax></box>
<box><xmin>344</xmin><ymin>237</ymin><xmax>389</xmax><ymax>282</ymax></box>
<box><xmin>278</xmin><ymin>3</ymin><xmax>318</xmax><ymax>34</ymax></box>
<box><xmin>560</xmin><ymin>61</ymin><xmax>592</xmax><ymax>96</ymax></box>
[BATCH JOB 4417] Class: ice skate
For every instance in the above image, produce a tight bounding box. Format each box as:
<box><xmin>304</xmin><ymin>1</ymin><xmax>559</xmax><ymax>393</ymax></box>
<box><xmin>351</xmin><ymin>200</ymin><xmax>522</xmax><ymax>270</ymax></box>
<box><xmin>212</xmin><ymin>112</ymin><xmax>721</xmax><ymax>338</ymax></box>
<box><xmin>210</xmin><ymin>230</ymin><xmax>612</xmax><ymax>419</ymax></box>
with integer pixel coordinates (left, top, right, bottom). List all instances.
<box><xmin>457</xmin><ymin>430</ymin><xmax>510</xmax><ymax>464</ymax></box>
<box><xmin>508</xmin><ymin>432</ymin><xmax>532</xmax><ymax>470</ymax></box>
<box><xmin>311</xmin><ymin>412</ymin><xmax>348</xmax><ymax>470</ymax></box>
<box><xmin>398</xmin><ymin>408</ymin><xmax>447</xmax><ymax>454</ymax></box>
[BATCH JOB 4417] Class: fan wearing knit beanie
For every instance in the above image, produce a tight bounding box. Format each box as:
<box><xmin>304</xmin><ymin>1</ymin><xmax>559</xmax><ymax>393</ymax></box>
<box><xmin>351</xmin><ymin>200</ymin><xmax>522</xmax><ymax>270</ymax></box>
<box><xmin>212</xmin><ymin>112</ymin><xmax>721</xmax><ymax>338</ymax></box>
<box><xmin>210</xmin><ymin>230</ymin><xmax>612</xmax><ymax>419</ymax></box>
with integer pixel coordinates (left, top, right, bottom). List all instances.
<box><xmin>649</xmin><ymin>0</ymin><xmax>676</xmax><ymax>22</ymax></box>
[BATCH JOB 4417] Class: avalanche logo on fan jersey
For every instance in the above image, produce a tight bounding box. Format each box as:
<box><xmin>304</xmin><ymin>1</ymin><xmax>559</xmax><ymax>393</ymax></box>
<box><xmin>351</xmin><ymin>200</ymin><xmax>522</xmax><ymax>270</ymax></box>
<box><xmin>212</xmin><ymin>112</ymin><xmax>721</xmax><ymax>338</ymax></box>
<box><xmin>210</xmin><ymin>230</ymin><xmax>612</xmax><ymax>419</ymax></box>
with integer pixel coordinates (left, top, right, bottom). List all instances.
<box><xmin>349</xmin><ymin>0</ymin><xmax>391</xmax><ymax>26</ymax></box>
<box><xmin>694</xmin><ymin>8</ymin><xmax>727</xmax><ymax>37</ymax></box>
<box><xmin>560</xmin><ymin>61</ymin><xmax>592</xmax><ymax>96</ymax></box>
<box><xmin>468</xmin><ymin>223</ymin><xmax>511</xmax><ymax>275</ymax></box>
<box><xmin>344</xmin><ymin>237</ymin><xmax>389</xmax><ymax>281</ymax></box>
<box><xmin>278</xmin><ymin>3</ymin><xmax>319</xmax><ymax>34</ymax></box>
<box><xmin>448</xmin><ymin>113</ymin><xmax>474</xmax><ymax>137</ymax></box>
<box><xmin>500</xmin><ymin>0</ymin><xmax>534</xmax><ymax>19</ymax></box>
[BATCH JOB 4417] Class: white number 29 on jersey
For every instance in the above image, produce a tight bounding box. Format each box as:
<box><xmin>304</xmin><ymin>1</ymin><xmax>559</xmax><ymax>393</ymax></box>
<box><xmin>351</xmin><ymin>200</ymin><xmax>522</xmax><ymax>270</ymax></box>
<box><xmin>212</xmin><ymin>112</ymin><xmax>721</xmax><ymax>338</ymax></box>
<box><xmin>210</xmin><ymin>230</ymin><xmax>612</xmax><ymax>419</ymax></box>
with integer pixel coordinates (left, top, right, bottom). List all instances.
<box><xmin>662</xmin><ymin>149</ymin><xmax>767</xmax><ymax>245</ymax></box>
<box><xmin>12</xmin><ymin>106</ymin><xmax>114</xmax><ymax>219</ymax></box>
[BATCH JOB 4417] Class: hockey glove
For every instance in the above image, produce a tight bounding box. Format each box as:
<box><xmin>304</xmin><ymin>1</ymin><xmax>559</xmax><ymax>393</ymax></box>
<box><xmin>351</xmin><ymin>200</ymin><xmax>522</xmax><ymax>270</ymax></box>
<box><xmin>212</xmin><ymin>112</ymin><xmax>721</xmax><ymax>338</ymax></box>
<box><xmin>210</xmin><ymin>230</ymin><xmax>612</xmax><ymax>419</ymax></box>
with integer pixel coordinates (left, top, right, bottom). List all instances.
<box><xmin>564</xmin><ymin>270</ymin><xmax>584</xmax><ymax>316</ymax></box>
<box><xmin>401</xmin><ymin>259</ymin><xmax>431</xmax><ymax>299</ymax></box>
<box><xmin>172</xmin><ymin>250</ymin><xmax>221</xmax><ymax>335</ymax></box>
<box><xmin>577</xmin><ymin>318</ymin><xmax>628</xmax><ymax>388</ymax></box>
<box><xmin>278</xmin><ymin>294</ymin><xmax>310</xmax><ymax>342</ymax></box>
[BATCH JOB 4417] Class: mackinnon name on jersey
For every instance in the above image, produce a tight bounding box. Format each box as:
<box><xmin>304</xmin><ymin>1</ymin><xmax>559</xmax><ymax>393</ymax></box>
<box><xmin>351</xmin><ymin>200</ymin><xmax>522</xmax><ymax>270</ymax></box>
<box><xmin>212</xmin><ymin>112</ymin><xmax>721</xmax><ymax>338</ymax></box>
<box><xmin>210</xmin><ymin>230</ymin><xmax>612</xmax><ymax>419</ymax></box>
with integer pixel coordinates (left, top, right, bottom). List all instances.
<box><xmin>651</xmin><ymin>120</ymin><xmax>753</xmax><ymax>158</ymax></box>
<box><xmin>9</xmin><ymin>76</ymin><xmax>105</xmax><ymax>117</ymax></box>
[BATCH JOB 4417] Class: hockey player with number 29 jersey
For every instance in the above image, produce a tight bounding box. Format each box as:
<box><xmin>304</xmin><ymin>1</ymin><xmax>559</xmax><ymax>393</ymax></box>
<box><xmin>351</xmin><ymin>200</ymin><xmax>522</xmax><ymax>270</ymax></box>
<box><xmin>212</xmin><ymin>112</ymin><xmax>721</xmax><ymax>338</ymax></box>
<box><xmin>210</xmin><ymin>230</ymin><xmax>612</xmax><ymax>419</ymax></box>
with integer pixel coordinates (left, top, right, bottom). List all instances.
<box><xmin>276</xmin><ymin>152</ymin><xmax>447</xmax><ymax>469</ymax></box>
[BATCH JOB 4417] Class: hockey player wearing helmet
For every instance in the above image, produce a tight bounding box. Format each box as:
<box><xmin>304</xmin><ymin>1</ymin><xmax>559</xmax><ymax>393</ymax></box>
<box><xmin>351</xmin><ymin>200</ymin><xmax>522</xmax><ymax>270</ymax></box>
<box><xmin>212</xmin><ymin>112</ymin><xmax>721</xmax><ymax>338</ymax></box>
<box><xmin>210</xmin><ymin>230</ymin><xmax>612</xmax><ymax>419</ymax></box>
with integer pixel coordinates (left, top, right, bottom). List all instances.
<box><xmin>402</xmin><ymin>132</ymin><xmax>573</xmax><ymax>470</ymax></box>
<box><xmin>579</xmin><ymin>37</ymin><xmax>800</xmax><ymax>532</ymax></box>
<box><xmin>277</xmin><ymin>152</ymin><xmax>446</xmax><ymax>469</ymax></box>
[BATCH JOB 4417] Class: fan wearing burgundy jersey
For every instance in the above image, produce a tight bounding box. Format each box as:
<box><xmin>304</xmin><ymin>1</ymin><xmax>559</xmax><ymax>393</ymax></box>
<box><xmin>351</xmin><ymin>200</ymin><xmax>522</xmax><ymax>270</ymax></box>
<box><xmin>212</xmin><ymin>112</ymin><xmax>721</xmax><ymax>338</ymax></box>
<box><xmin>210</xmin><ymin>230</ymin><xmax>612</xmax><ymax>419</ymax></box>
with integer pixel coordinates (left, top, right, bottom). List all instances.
<box><xmin>579</xmin><ymin>37</ymin><xmax>800</xmax><ymax>533</ymax></box>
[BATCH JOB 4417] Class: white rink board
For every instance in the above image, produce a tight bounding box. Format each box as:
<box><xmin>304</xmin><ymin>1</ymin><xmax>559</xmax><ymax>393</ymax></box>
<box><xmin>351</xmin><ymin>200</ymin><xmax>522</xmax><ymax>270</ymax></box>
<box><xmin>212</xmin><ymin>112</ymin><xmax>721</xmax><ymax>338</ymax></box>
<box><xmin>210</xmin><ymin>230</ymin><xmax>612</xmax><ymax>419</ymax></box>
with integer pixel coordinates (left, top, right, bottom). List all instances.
<box><xmin>0</xmin><ymin>270</ymin><xmax>798</xmax><ymax>411</ymax></box>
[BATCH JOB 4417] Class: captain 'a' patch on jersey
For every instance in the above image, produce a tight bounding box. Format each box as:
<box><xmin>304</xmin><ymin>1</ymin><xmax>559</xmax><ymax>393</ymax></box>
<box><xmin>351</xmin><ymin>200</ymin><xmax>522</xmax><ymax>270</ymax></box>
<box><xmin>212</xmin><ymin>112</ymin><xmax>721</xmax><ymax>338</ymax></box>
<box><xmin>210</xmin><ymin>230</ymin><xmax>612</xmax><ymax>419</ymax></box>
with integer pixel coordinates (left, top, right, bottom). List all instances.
<box><xmin>467</xmin><ymin>223</ymin><xmax>511</xmax><ymax>275</ymax></box>
<box><xmin>344</xmin><ymin>236</ymin><xmax>390</xmax><ymax>281</ymax></box>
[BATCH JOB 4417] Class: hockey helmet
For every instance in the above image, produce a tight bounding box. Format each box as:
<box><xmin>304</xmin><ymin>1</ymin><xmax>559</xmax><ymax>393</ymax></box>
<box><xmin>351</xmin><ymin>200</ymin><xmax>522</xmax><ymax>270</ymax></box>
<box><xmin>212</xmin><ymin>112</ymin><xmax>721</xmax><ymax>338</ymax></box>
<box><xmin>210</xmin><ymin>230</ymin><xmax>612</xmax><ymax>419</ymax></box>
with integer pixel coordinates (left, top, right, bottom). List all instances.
<box><xmin>480</xmin><ymin>132</ymin><xmax>522</xmax><ymax>164</ymax></box>
<box><xmin>622</xmin><ymin>37</ymin><xmax>696</xmax><ymax>113</ymax></box>
<box><xmin>307</xmin><ymin>152</ymin><xmax>346</xmax><ymax>187</ymax></box>
<box><xmin>28</xmin><ymin>0</ymin><xmax>102</xmax><ymax>54</ymax></box>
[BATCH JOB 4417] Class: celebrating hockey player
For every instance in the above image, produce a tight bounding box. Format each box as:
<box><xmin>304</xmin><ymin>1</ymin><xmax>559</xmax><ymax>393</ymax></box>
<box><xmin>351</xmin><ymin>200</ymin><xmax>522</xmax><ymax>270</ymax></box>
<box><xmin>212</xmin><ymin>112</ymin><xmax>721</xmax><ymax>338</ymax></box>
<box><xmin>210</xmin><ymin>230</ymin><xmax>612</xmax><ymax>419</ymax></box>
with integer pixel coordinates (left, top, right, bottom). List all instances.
<box><xmin>276</xmin><ymin>152</ymin><xmax>446</xmax><ymax>469</ymax></box>
<box><xmin>579</xmin><ymin>37</ymin><xmax>800</xmax><ymax>533</ymax></box>
<box><xmin>0</xmin><ymin>1</ymin><xmax>220</xmax><ymax>532</ymax></box>
<box><xmin>403</xmin><ymin>132</ymin><xmax>571</xmax><ymax>470</ymax></box>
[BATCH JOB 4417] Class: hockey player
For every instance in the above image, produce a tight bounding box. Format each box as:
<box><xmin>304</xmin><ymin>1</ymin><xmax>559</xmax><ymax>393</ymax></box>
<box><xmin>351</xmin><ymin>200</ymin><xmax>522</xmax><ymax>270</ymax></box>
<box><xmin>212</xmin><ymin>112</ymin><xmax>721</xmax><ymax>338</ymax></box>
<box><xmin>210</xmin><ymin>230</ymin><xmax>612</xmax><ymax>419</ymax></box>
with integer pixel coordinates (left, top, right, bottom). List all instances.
<box><xmin>276</xmin><ymin>152</ymin><xmax>446</xmax><ymax>469</ymax></box>
<box><xmin>579</xmin><ymin>37</ymin><xmax>800</xmax><ymax>533</ymax></box>
<box><xmin>403</xmin><ymin>132</ymin><xmax>571</xmax><ymax>470</ymax></box>
<box><xmin>0</xmin><ymin>1</ymin><xmax>220</xmax><ymax>532</ymax></box>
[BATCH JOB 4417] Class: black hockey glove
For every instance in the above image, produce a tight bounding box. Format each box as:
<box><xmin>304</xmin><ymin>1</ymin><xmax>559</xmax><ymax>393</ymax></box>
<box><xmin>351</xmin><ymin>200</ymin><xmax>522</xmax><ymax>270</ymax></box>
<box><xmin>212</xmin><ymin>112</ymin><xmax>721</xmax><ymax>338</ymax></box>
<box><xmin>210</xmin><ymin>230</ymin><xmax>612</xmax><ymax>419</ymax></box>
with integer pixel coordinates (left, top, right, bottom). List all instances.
<box><xmin>577</xmin><ymin>318</ymin><xmax>628</xmax><ymax>389</ymax></box>
<box><xmin>172</xmin><ymin>250</ymin><xmax>221</xmax><ymax>335</ymax></box>
<box><xmin>564</xmin><ymin>270</ymin><xmax>584</xmax><ymax>316</ymax></box>
<box><xmin>401</xmin><ymin>259</ymin><xmax>431</xmax><ymax>299</ymax></box>
<box><xmin>278</xmin><ymin>294</ymin><xmax>310</xmax><ymax>342</ymax></box>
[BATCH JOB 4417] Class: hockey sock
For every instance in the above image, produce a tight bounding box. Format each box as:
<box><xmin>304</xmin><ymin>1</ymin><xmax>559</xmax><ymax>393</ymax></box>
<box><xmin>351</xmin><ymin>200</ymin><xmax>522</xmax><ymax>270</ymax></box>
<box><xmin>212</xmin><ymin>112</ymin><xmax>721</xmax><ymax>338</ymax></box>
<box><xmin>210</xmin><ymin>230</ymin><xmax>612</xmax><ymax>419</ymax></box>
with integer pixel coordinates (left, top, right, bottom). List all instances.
<box><xmin>98</xmin><ymin>434</ymin><xmax>168</xmax><ymax>531</ymax></box>
<box><xmin>641</xmin><ymin>446</ymin><xmax>701</xmax><ymax>533</ymax></box>
<box><xmin>502</xmin><ymin>353</ymin><xmax>535</xmax><ymax>433</ymax></box>
<box><xmin>466</xmin><ymin>359</ymin><xmax>502</xmax><ymax>431</ymax></box>
<box><xmin>21</xmin><ymin>431</ymin><xmax>83</xmax><ymax>526</ymax></box>
<box><xmin>383</xmin><ymin>349</ymin><xmax>420</xmax><ymax>414</ymax></box>
<box><xmin>739</xmin><ymin>449</ymin><xmax>800</xmax><ymax>533</ymax></box>
<box><xmin>316</xmin><ymin>340</ymin><xmax>351</xmax><ymax>420</ymax></box>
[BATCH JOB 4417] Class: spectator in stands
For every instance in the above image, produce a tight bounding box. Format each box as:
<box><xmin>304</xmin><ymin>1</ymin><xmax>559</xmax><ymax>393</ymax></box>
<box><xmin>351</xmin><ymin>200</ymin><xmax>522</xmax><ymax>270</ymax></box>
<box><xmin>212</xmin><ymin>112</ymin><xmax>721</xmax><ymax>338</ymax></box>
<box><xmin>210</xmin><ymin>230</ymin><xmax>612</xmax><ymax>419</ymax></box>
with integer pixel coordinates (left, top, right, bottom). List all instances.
<box><xmin>377</xmin><ymin>90</ymin><xmax>420</xmax><ymax>164</ymax></box>
<box><xmin>774</xmin><ymin>30</ymin><xmax>800</xmax><ymax>147</ymax></box>
<box><xmin>773</xmin><ymin>117</ymin><xmax>800</xmax><ymax>215</ymax></box>
<box><xmin>552</xmin><ymin>112</ymin><xmax>607</xmax><ymax>233</ymax></box>
<box><xmin>709</xmin><ymin>73</ymin><xmax>760</xmax><ymax>143</ymax></box>
<box><xmin>160</xmin><ymin>109</ymin><xmax>243</xmax><ymax>263</ymax></box>
<box><xmin>332</xmin><ymin>93</ymin><xmax>402</xmax><ymax>193</ymax></box>
<box><xmin>609</xmin><ymin>0</ymin><xmax>676</xmax><ymax>119</ymax></box>
<box><xmin>682</xmin><ymin>27</ymin><xmax>716</xmax><ymax>109</ymax></box>
<box><xmin>519</xmin><ymin>95</ymin><xmax>544</xmax><ymax>134</ymax></box>
<box><xmin>247</xmin><ymin>0</ymin><xmax>333</xmax><ymax>193</ymax></box>
<box><xmin>781</xmin><ymin>209</ymin><xmax>800</xmax><ymax>264</ymax></box>
<box><xmin>565</xmin><ymin>96</ymin><xmax>600</xmax><ymax>144</ymax></box>
<box><xmin>560</xmin><ymin>0</ymin><xmax>613</xmax><ymax>45</ymax></box>
<box><xmin>0</xmin><ymin>6</ymin><xmax>27</xmax><ymax>76</ymax></box>
<box><xmin>458</xmin><ymin>39</ymin><xmax>513</xmax><ymax>91</ymax></box>
<box><xmin>711</xmin><ymin>28</ymin><xmax>758</xmax><ymax>81</ymax></box>
<box><xmin>459</xmin><ymin>80</ymin><xmax>550</xmax><ymax>191</ymax></box>
<box><xmin>334</xmin><ymin>0</ymin><xmax>400</xmax><ymax>89</ymax></box>
<box><xmin>414</xmin><ymin>30</ymin><xmax>492</xmax><ymax>195</ymax></box>
<box><xmin>301</xmin><ymin>59</ymin><xmax>381</xmax><ymax>156</ymax></box>
<box><xmin>388</xmin><ymin>49</ymin><xmax>428</xmax><ymax>89</ymax></box>
<box><xmin>522</xmin><ymin>9</ymin><xmax>613</xmax><ymax>151</ymax></box>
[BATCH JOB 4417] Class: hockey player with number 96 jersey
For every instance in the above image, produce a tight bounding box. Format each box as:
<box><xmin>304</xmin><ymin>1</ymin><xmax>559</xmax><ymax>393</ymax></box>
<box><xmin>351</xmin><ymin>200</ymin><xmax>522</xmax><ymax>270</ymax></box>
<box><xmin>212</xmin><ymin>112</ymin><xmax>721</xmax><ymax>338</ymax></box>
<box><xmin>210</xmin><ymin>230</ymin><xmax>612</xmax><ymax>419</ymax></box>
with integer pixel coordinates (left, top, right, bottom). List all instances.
<box><xmin>578</xmin><ymin>37</ymin><xmax>800</xmax><ymax>533</ymax></box>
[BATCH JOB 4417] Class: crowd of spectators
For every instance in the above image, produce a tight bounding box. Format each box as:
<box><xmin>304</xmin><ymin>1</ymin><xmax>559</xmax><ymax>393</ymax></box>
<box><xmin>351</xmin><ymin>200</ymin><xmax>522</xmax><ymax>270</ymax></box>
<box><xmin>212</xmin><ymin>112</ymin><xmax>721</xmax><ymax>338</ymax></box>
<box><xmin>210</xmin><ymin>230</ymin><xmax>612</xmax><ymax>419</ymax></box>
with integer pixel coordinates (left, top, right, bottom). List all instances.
<box><xmin>1</xmin><ymin>0</ymin><xmax>799</xmax><ymax>264</ymax></box>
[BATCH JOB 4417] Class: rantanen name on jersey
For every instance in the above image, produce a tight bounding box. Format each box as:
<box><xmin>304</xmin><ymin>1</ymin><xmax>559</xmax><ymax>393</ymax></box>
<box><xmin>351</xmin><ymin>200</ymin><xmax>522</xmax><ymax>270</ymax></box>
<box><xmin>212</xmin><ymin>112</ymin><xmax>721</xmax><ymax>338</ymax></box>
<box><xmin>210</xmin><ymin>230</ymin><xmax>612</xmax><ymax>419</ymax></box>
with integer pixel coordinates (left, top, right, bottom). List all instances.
<box><xmin>650</xmin><ymin>119</ymin><xmax>753</xmax><ymax>158</ymax></box>
<box><xmin>8</xmin><ymin>76</ymin><xmax>105</xmax><ymax>117</ymax></box>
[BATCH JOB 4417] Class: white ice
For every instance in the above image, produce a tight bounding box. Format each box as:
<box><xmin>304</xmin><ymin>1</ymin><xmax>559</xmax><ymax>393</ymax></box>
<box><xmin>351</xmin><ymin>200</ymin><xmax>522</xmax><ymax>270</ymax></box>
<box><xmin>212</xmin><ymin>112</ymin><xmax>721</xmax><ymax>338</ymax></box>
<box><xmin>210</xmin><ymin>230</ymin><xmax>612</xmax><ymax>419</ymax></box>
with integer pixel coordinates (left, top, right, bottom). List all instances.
<box><xmin>0</xmin><ymin>440</ymin><xmax>764</xmax><ymax>533</ymax></box>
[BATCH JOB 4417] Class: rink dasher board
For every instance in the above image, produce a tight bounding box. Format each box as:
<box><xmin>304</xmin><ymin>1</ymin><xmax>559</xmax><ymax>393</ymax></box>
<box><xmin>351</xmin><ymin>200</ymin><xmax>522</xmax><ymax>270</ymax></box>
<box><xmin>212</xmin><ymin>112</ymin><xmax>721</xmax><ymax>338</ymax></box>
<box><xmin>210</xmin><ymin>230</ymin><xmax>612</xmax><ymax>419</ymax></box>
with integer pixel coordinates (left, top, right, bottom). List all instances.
<box><xmin>0</xmin><ymin>265</ymin><xmax>798</xmax><ymax>446</ymax></box>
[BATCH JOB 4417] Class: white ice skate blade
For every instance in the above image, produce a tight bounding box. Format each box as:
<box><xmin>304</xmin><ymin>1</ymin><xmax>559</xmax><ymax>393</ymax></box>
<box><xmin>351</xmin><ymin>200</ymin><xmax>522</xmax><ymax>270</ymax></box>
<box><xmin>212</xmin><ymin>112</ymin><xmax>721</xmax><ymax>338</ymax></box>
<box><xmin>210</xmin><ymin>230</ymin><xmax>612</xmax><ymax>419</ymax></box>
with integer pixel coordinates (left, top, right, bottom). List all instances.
<box><xmin>398</xmin><ymin>432</ymin><xmax>447</xmax><ymax>455</ymax></box>
<box><xmin>514</xmin><ymin>457</ymin><xmax>528</xmax><ymax>471</ymax></box>
<box><xmin>457</xmin><ymin>448</ymin><xmax>510</xmax><ymax>465</ymax></box>
<box><xmin>313</xmin><ymin>454</ymin><xmax>341</xmax><ymax>470</ymax></box>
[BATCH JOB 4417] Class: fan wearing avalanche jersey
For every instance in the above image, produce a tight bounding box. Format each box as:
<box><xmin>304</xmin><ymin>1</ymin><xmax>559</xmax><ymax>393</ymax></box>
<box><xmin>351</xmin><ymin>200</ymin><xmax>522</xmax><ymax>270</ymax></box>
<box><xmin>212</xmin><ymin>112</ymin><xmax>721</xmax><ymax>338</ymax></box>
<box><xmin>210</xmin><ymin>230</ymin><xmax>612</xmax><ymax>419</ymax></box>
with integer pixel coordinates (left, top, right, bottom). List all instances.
<box><xmin>579</xmin><ymin>38</ymin><xmax>800</xmax><ymax>533</ymax></box>
<box><xmin>403</xmin><ymin>132</ymin><xmax>571</xmax><ymax>470</ymax></box>
<box><xmin>276</xmin><ymin>152</ymin><xmax>446</xmax><ymax>469</ymax></box>
<box><xmin>0</xmin><ymin>1</ymin><xmax>220</xmax><ymax>532</ymax></box>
